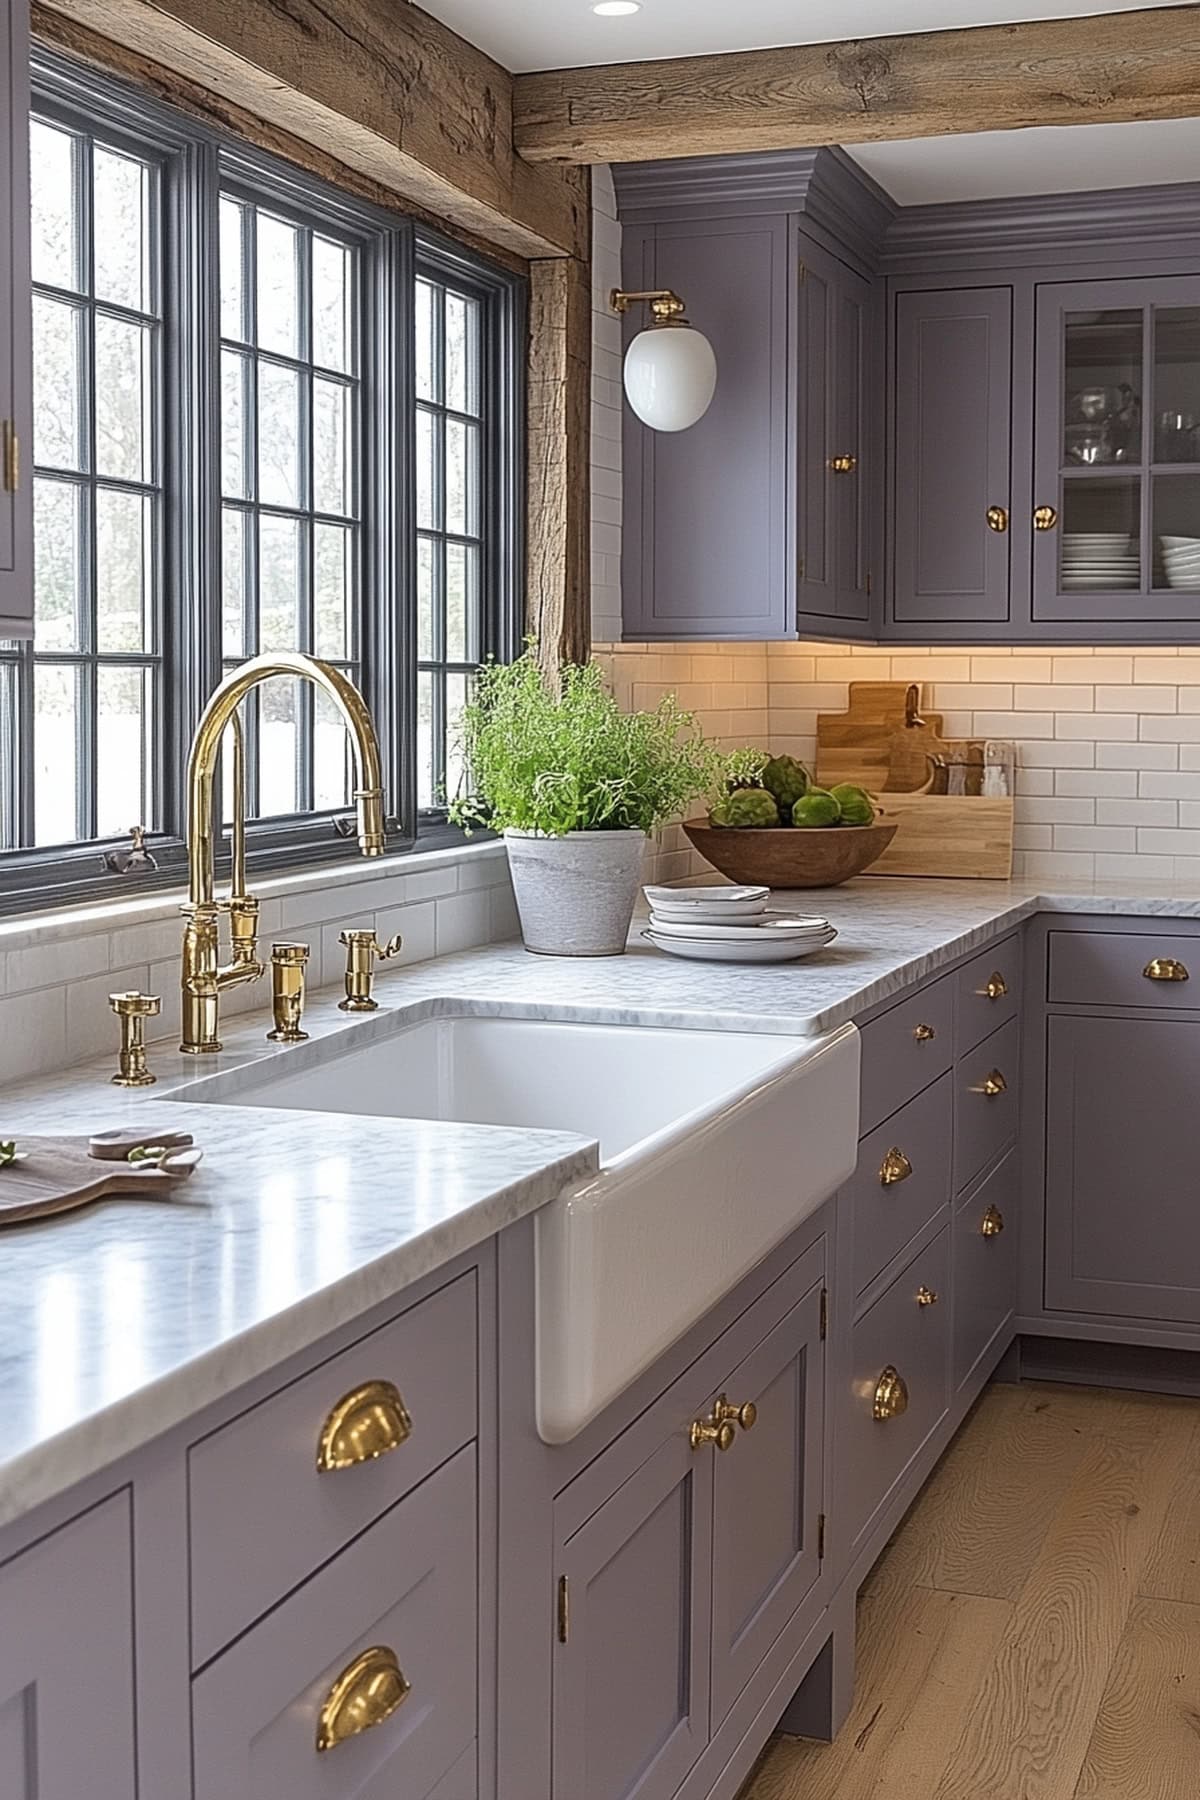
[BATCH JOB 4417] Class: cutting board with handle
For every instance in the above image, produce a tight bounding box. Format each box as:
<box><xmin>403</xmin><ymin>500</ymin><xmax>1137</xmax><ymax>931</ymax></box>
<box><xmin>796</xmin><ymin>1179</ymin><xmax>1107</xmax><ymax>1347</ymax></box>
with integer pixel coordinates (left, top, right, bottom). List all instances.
<box><xmin>0</xmin><ymin>1129</ymin><xmax>202</xmax><ymax>1227</ymax></box>
<box><xmin>816</xmin><ymin>682</ymin><xmax>943</xmax><ymax>790</ymax></box>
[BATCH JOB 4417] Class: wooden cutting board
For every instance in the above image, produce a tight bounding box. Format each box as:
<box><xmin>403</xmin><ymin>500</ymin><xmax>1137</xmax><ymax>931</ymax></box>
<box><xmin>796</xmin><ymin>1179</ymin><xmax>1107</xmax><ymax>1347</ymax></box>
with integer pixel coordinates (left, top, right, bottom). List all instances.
<box><xmin>866</xmin><ymin>796</ymin><xmax>1014</xmax><ymax>880</ymax></box>
<box><xmin>0</xmin><ymin>1131</ymin><xmax>202</xmax><ymax>1227</ymax></box>
<box><xmin>816</xmin><ymin>683</ymin><xmax>943</xmax><ymax>790</ymax></box>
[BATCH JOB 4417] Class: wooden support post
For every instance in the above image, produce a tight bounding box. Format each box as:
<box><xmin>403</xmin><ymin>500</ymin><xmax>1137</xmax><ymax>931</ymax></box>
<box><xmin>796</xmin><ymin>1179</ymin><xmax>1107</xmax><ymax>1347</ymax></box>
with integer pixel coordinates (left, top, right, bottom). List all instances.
<box><xmin>526</xmin><ymin>249</ymin><xmax>593</xmax><ymax>671</ymax></box>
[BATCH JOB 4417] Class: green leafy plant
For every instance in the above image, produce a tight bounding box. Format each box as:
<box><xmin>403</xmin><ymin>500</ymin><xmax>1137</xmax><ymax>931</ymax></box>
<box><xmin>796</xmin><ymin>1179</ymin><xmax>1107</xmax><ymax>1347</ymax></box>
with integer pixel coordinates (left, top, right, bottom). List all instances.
<box><xmin>449</xmin><ymin>652</ymin><xmax>720</xmax><ymax>837</ymax></box>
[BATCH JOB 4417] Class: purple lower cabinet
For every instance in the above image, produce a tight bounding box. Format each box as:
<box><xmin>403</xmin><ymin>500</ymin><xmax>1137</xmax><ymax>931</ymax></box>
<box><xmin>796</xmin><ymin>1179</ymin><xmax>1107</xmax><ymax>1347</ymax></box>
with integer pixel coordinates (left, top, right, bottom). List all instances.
<box><xmin>953</xmin><ymin>1151</ymin><xmax>1018</xmax><ymax>1392</ymax></box>
<box><xmin>857</xmin><ymin>973</ymin><xmax>955</xmax><ymax>1137</ymax></box>
<box><xmin>1045</xmin><ymin>1012</ymin><xmax>1200</xmax><ymax>1327</ymax></box>
<box><xmin>709</xmin><ymin>1280</ymin><xmax>825</xmax><ymax>1728</ymax></box>
<box><xmin>0</xmin><ymin>1492</ymin><xmax>136</xmax><ymax>1799</ymax></box>
<box><xmin>192</xmin><ymin>1446</ymin><xmax>476</xmax><ymax>1800</ymax></box>
<box><xmin>850</xmin><ymin>1071</ymin><xmax>953</xmax><ymax>1298</ymax></box>
<box><xmin>954</xmin><ymin>1015</ymin><xmax>1020</xmax><ymax>1196</ymax></box>
<box><xmin>553</xmin><ymin>1428</ymin><xmax>714</xmax><ymax>1800</ymax></box>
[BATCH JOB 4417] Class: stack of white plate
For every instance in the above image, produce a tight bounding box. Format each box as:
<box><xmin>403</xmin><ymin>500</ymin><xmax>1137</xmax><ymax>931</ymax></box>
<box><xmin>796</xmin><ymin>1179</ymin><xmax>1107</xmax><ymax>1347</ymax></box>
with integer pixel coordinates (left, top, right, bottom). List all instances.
<box><xmin>641</xmin><ymin>885</ymin><xmax>837</xmax><ymax>964</ymax></box>
<box><xmin>1159</xmin><ymin>535</ymin><xmax>1200</xmax><ymax>590</ymax></box>
<box><xmin>1060</xmin><ymin>533</ymin><xmax>1140</xmax><ymax>591</ymax></box>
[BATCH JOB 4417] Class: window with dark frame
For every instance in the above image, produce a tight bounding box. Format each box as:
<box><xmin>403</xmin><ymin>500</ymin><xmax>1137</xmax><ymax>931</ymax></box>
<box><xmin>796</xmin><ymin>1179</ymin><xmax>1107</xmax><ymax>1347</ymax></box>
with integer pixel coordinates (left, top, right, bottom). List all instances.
<box><xmin>0</xmin><ymin>49</ymin><xmax>524</xmax><ymax>916</ymax></box>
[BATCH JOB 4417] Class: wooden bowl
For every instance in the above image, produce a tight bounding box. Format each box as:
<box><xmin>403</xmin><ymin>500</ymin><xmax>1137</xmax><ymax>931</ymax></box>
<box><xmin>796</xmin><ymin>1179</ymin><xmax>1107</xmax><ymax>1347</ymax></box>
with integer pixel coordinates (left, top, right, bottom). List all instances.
<box><xmin>682</xmin><ymin>817</ymin><xmax>899</xmax><ymax>889</ymax></box>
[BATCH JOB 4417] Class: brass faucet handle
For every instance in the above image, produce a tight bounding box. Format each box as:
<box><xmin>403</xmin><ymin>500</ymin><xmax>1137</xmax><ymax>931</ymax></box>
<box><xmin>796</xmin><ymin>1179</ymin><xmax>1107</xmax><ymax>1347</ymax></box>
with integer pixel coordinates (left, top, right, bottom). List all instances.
<box><xmin>267</xmin><ymin>941</ymin><xmax>310</xmax><ymax>1043</ymax></box>
<box><xmin>109</xmin><ymin>992</ymin><xmax>161</xmax><ymax>1088</ymax></box>
<box><xmin>377</xmin><ymin>933</ymin><xmax>403</xmax><ymax>961</ymax></box>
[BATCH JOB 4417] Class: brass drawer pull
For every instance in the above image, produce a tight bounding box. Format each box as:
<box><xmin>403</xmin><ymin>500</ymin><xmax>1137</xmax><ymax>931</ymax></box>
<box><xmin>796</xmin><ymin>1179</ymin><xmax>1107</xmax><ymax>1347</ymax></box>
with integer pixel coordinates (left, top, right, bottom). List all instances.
<box><xmin>916</xmin><ymin>1286</ymin><xmax>939</xmax><ymax>1308</ymax></box>
<box><xmin>981</xmin><ymin>1204</ymin><xmax>1005</xmax><ymax>1238</ymax></box>
<box><xmin>986</xmin><ymin>505</ymin><xmax>1009</xmax><ymax>533</ymax></box>
<box><xmin>1144</xmin><ymin>957</ymin><xmax>1189</xmax><ymax>983</ymax></box>
<box><xmin>317</xmin><ymin>1379</ymin><xmax>412</xmax><ymax>1472</ymax></box>
<box><xmin>713</xmin><ymin>1394</ymin><xmax>758</xmax><ymax>1434</ymax></box>
<box><xmin>879</xmin><ymin>1147</ymin><xmax>913</xmax><ymax>1187</ymax></box>
<box><xmin>873</xmin><ymin>1366</ymin><xmax>909</xmax><ymax>1421</ymax></box>
<box><xmin>912</xmin><ymin>1022</ymin><xmax>936</xmax><ymax>1042</ymax></box>
<box><xmin>975</xmin><ymin>1069</ymin><xmax>1007</xmax><ymax>1099</ymax></box>
<box><xmin>1034</xmin><ymin>503</ymin><xmax>1058</xmax><ymax>531</ymax></box>
<box><xmin>983</xmin><ymin>972</ymin><xmax>1008</xmax><ymax>1001</ymax></box>
<box><xmin>316</xmin><ymin>1646</ymin><xmax>410</xmax><ymax>1751</ymax></box>
<box><xmin>2</xmin><ymin>421</ymin><xmax>18</xmax><ymax>493</ymax></box>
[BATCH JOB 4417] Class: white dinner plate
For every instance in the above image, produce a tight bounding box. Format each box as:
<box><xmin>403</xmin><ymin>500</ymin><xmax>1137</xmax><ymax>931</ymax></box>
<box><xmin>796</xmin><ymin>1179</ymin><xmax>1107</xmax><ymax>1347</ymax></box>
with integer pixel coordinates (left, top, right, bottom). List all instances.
<box><xmin>642</xmin><ymin>883</ymin><xmax>769</xmax><ymax>922</ymax></box>
<box><xmin>644</xmin><ymin>927</ymin><xmax>838</xmax><ymax>964</ymax></box>
<box><xmin>647</xmin><ymin>911</ymin><xmax>832</xmax><ymax>943</ymax></box>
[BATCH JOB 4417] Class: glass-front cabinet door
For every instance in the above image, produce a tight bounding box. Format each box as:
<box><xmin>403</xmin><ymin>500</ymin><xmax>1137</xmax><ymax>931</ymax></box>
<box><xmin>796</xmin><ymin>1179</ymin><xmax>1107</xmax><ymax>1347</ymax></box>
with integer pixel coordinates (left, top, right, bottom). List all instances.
<box><xmin>1033</xmin><ymin>277</ymin><xmax>1200</xmax><ymax>623</ymax></box>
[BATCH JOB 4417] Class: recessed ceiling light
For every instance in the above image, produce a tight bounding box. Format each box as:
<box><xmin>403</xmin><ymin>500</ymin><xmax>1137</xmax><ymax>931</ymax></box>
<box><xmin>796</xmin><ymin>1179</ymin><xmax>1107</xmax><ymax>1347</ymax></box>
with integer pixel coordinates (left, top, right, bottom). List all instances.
<box><xmin>593</xmin><ymin>2</ymin><xmax>640</xmax><ymax>14</ymax></box>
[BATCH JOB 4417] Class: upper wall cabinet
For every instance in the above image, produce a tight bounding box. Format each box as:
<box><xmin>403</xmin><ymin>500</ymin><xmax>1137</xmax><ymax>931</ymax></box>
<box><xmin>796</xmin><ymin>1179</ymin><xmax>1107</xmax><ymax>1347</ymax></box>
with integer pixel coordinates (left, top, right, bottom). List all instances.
<box><xmin>1032</xmin><ymin>276</ymin><xmax>1200</xmax><ymax>629</ymax></box>
<box><xmin>0</xmin><ymin>0</ymin><xmax>32</xmax><ymax>641</ymax></box>
<box><xmin>891</xmin><ymin>287</ymin><xmax>1013</xmax><ymax>627</ymax></box>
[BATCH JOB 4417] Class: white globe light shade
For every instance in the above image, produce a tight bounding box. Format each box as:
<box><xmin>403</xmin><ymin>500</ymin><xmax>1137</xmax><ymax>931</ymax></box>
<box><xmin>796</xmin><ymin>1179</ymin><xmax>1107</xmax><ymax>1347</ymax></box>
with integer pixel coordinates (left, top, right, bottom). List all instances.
<box><xmin>623</xmin><ymin>324</ymin><xmax>717</xmax><ymax>432</ymax></box>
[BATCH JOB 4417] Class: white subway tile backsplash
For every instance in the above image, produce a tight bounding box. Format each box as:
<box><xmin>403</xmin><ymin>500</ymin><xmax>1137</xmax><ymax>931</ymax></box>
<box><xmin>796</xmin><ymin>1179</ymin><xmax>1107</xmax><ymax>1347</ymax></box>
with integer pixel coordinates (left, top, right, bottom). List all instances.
<box><xmin>1097</xmin><ymin>798</ymin><xmax>1177</xmax><ymax>827</ymax></box>
<box><xmin>1097</xmin><ymin>742</ymin><xmax>1179</xmax><ymax>770</ymax></box>
<box><xmin>1055</xmin><ymin>769</ymin><xmax>1135</xmax><ymax>797</ymax></box>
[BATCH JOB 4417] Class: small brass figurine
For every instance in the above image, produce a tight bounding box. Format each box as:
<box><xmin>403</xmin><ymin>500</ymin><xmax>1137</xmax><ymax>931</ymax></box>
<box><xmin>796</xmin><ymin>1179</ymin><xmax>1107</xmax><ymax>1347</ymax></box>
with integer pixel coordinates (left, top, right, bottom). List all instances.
<box><xmin>267</xmin><ymin>942</ymin><xmax>311</xmax><ymax>1042</ymax></box>
<box><xmin>110</xmin><ymin>992</ymin><xmax>161</xmax><ymax>1087</ymax></box>
<box><xmin>338</xmin><ymin>929</ymin><xmax>403</xmax><ymax>1012</ymax></box>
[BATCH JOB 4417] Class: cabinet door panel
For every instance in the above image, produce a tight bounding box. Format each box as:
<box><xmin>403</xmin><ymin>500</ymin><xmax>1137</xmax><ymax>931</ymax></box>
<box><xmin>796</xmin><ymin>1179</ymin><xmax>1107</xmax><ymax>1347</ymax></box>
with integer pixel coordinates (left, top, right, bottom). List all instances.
<box><xmin>0</xmin><ymin>0</ymin><xmax>33</xmax><ymax>637</ymax></box>
<box><xmin>0</xmin><ymin>1494</ymin><xmax>136</xmax><ymax>1798</ymax></box>
<box><xmin>1045</xmin><ymin>1013</ymin><xmax>1200</xmax><ymax>1324</ymax></box>
<box><xmin>893</xmin><ymin>287</ymin><xmax>1012</xmax><ymax>624</ymax></box>
<box><xmin>553</xmin><ymin>1431</ymin><xmax>712</xmax><ymax>1800</ymax></box>
<box><xmin>954</xmin><ymin>1150</ymin><xmax>1018</xmax><ymax>1391</ymax></box>
<box><xmin>834</xmin><ymin>277</ymin><xmax>871</xmax><ymax>620</ymax></box>
<box><xmin>710</xmin><ymin>1280</ymin><xmax>825</xmax><ymax>1727</ymax></box>
<box><xmin>851</xmin><ymin>1072</ymin><xmax>953</xmax><ymax>1299</ymax></box>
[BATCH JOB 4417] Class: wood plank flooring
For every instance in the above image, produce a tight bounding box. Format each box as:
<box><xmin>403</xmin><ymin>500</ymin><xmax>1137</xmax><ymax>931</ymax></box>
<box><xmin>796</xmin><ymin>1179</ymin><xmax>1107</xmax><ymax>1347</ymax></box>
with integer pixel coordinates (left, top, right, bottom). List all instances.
<box><xmin>741</xmin><ymin>1382</ymin><xmax>1200</xmax><ymax>1800</ymax></box>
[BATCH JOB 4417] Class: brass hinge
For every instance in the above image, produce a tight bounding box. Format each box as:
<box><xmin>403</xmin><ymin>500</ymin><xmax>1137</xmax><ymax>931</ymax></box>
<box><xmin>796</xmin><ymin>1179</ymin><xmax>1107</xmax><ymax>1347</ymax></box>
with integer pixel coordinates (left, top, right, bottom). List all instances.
<box><xmin>798</xmin><ymin>260</ymin><xmax>807</xmax><ymax>283</ymax></box>
<box><xmin>820</xmin><ymin>1287</ymin><xmax>828</xmax><ymax>1341</ymax></box>
<box><xmin>797</xmin><ymin>556</ymin><xmax>805</xmax><ymax>581</ymax></box>
<box><xmin>817</xmin><ymin>1513</ymin><xmax>826</xmax><ymax>1561</ymax></box>
<box><xmin>865</xmin><ymin>568</ymin><xmax>873</xmax><ymax>598</ymax></box>
<box><xmin>2</xmin><ymin>421</ymin><xmax>18</xmax><ymax>494</ymax></box>
<box><xmin>557</xmin><ymin>1574</ymin><xmax>569</xmax><ymax>1644</ymax></box>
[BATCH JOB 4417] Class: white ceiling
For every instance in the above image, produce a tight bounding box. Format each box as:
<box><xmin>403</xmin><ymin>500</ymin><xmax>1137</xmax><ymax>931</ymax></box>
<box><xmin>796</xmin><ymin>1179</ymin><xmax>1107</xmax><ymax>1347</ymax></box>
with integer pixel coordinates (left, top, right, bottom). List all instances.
<box><xmin>846</xmin><ymin>116</ymin><xmax>1200</xmax><ymax>204</ymax></box>
<box><xmin>421</xmin><ymin>0</ymin><xmax>1193</xmax><ymax>74</ymax></box>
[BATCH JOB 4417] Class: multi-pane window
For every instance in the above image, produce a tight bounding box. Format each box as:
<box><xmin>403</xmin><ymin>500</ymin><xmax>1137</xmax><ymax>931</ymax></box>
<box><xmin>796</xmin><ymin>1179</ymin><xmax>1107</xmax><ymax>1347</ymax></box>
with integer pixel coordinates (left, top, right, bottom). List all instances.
<box><xmin>0</xmin><ymin>51</ymin><xmax>523</xmax><ymax>913</ymax></box>
<box><xmin>0</xmin><ymin>114</ymin><xmax>163</xmax><ymax>848</ymax></box>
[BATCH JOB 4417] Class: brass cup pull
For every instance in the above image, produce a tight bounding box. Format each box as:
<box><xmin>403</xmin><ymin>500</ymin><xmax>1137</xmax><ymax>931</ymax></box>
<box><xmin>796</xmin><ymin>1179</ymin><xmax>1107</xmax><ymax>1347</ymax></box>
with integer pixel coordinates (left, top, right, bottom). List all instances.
<box><xmin>873</xmin><ymin>1366</ymin><xmax>909</xmax><ymax>1422</ymax></box>
<box><xmin>986</xmin><ymin>505</ymin><xmax>1009</xmax><ymax>533</ymax></box>
<box><xmin>912</xmin><ymin>1022</ymin><xmax>936</xmax><ymax>1042</ymax></box>
<box><xmin>976</xmin><ymin>1069</ymin><xmax>1007</xmax><ymax>1099</ymax></box>
<box><xmin>714</xmin><ymin>1394</ymin><xmax>758</xmax><ymax>1434</ymax></box>
<box><xmin>916</xmin><ymin>1286</ymin><xmax>939</xmax><ymax>1308</ymax></box>
<box><xmin>1034</xmin><ymin>503</ymin><xmax>1059</xmax><ymax>531</ymax></box>
<box><xmin>316</xmin><ymin>1646</ymin><xmax>410</xmax><ymax>1752</ymax></box>
<box><xmin>981</xmin><ymin>1204</ymin><xmax>1005</xmax><ymax>1238</ymax></box>
<box><xmin>983</xmin><ymin>973</ymin><xmax>1008</xmax><ymax>1001</ymax></box>
<box><xmin>829</xmin><ymin>453</ymin><xmax>857</xmax><ymax>473</ymax></box>
<box><xmin>879</xmin><ymin>1147</ymin><xmax>913</xmax><ymax>1187</ymax></box>
<box><xmin>317</xmin><ymin>1379</ymin><xmax>413</xmax><ymax>1472</ymax></box>
<box><xmin>1144</xmin><ymin>956</ymin><xmax>1189</xmax><ymax>983</ymax></box>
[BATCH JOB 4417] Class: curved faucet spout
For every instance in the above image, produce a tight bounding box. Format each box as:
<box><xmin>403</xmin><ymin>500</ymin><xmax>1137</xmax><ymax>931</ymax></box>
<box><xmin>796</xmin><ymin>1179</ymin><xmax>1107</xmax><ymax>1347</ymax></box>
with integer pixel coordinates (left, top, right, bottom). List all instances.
<box><xmin>186</xmin><ymin>653</ymin><xmax>386</xmax><ymax>908</ymax></box>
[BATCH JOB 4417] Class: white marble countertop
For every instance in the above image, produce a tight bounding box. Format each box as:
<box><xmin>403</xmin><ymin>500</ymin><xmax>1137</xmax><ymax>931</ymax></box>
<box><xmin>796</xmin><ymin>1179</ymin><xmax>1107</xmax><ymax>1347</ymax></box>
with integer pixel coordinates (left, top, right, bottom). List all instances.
<box><xmin>3</xmin><ymin>871</ymin><xmax>1199</xmax><ymax>1530</ymax></box>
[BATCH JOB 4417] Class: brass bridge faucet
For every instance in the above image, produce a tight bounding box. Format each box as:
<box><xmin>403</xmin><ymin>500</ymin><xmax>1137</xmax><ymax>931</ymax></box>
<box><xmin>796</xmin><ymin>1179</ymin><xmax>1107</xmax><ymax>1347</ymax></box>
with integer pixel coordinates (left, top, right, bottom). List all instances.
<box><xmin>180</xmin><ymin>653</ymin><xmax>386</xmax><ymax>1055</ymax></box>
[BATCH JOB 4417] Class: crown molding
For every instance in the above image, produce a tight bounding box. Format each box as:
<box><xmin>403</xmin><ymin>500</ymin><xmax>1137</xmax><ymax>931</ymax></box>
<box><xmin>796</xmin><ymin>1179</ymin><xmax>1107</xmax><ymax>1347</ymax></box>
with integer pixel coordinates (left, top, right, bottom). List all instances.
<box><xmin>881</xmin><ymin>180</ymin><xmax>1200</xmax><ymax>272</ymax></box>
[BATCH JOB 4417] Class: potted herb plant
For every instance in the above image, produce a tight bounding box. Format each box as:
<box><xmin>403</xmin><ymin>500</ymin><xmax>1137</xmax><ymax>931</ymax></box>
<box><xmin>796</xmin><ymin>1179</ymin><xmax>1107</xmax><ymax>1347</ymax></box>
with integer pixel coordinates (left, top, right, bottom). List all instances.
<box><xmin>451</xmin><ymin>652</ymin><xmax>718</xmax><ymax>956</ymax></box>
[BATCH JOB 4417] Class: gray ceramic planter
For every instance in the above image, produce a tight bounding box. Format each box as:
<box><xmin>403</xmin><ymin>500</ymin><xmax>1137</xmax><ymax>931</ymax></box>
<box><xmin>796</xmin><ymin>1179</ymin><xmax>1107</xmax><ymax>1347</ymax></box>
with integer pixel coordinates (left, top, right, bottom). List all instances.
<box><xmin>504</xmin><ymin>829</ymin><xmax>647</xmax><ymax>957</ymax></box>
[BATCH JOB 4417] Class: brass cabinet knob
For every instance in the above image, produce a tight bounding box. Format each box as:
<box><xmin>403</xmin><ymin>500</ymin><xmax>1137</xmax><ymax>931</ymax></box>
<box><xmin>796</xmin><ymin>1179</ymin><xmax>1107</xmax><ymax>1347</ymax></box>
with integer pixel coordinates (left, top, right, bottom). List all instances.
<box><xmin>975</xmin><ymin>1069</ymin><xmax>1008</xmax><ymax>1098</ymax></box>
<box><xmin>1033</xmin><ymin>503</ymin><xmax>1059</xmax><ymax>531</ymax></box>
<box><xmin>986</xmin><ymin>505</ymin><xmax>1009</xmax><ymax>533</ymax></box>
<box><xmin>690</xmin><ymin>1413</ymin><xmax>737</xmax><ymax>1453</ymax></box>
<box><xmin>983</xmin><ymin>972</ymin><xmax>1008</xmax><ymax>1001</ymax></box>
<box><xmin>873</xmin><ymin>1366</ymin><xmax>909</xmax><ymax>1421</ymax></box>
<box><xmin>316</xmin><ymin>1379</ymin><xmax>413</xmax><ymax>1472</ymax></box>
<box><xmin>109</xmin><ymin>991</ymin><xmax>161</xmax><ymax>1088</ymax></box>
<box><xmin>829</xmin><ymin>453</ymin><xmax>857</xmax><ymax>473</ymax></box>
<box><xmin>981</xmin><ymin>1204</ymin><xmax>1005</xmax><ymax>1238</ymax></box>
<box><xmin>879</xmin><ymin>1147</ymin><xmax>914</xmax><ymax>1187</ymax></box>
<box><xmin>1144</xmin><ymin>956</ymin><xmax>1189</xmax><ymax>983</ymax></box>
<box><xmin>912</xmin><ymin>1022</ymin><xmax>936</xmax><ymax>1042</ymax></box>
<box><xmin>714</xmin><ymin>1394</ymin><xmax>758</xmax><ymax>1434</ymax></box>
<box><xmin>316</xmin><ymin>1646</ymin><xmax>410</xmax><ymax>1752</ymax></box>
<box><xmin>916</xmin><ymin>1286</ymin><xmax>939</xmax><ymax>1308</ymax></box>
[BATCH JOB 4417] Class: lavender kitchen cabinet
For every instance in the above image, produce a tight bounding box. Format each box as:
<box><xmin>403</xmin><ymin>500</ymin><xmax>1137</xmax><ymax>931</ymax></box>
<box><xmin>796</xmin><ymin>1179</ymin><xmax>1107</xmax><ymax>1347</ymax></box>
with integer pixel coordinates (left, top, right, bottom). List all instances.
<box><xmin>0</xmin><ymin>0</ymin><xmax>33</xmax><ymax>640</ymax></box>
<box><xmin>891</xmin><ymin>286</ymin><xmax>1013</xmax><ymax>626</ymax></box>
<box><xmin>0</xmin><ymin>1493</ymin><xmax>136</xmax><ymax>1797</ymax></box>
<box><xmin>953</xmin><ymin>1150</ymin><xmax>1018</xmax><ymax>1393</ymax></box>
<box><xmin>1045</xmin><ymin>1012</ymin><xmax>1200</xmax><ymax>1326</ymax></box>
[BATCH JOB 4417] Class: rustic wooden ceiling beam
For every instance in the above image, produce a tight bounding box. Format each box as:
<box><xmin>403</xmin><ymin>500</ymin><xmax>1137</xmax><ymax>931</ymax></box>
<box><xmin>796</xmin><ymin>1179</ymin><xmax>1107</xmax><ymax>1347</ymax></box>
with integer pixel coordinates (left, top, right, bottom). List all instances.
<box><xmin>38</xmin><ymin>0</ymin><xmax>588</xmax><ymax>258</ymax></box>
<box><xmin>513</xmin><ymin>6</ymin><xmax>1200</xmax><ymax>164</ymax></box>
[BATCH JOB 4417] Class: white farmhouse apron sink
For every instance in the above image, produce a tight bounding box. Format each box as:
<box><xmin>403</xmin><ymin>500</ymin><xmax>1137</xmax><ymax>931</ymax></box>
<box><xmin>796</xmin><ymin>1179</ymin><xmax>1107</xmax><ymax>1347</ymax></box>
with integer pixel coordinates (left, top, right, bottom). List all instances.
<box><xmin>175</xmin><ymin>1009</ymin><xmax>861</xmax><ymax>1440</ymax></box>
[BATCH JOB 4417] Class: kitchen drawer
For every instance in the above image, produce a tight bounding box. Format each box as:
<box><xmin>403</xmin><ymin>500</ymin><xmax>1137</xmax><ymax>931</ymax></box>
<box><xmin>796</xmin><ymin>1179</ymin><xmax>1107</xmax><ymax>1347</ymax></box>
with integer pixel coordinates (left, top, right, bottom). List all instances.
<box><xmin>850</xmin><ymin>1071</ymin><xmax>953</xmax><ymax>1299</ymax></box>
<box><xmin>956</xmin><ymin>936</ymin><xmax>1021</xmax><ymax>1054</ymax></box>
<box><xmin>954</xmin><ymin>1016</ymin><xmax>1019</xmax><ymax>1196</ymax></box>
<box><xmin>0</xmin><ymin>1494</ymin><xmax>136</xmax><ymax>1798</ymax></box>
<box><xmin>193</xmin><ymin>1445</ymin><xmax>476</xmax><ymax>1800</ymax></box>
<box><xmin>858</xmin><ymin>973</ymin><xmax>954</xmax><ymax>1136</ymax></box>
<box><xmin>953</xmin><ymin>1151</ymin><xmax>1018</xmax><ymax>1392</ymax></box>
<box><xmin>1049</xmin><ymin>929</ymin><xmax>1200</xmax><ymax>1011</ymax></box>
<box><xmin>190</xmin><ymin>1270</ymin><xmax>477</xmax><ymax>1666</ymax></box>
<box><xmin>842</xmin><ymin>1228</ymin><xmax>950</xmax><ymax>1553</ymax></box>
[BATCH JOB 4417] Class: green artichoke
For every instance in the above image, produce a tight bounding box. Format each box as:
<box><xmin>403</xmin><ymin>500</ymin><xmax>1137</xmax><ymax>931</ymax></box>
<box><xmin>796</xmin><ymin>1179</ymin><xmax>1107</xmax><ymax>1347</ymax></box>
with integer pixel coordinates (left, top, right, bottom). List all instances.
<box><xmin>830</xmin><ymin>782</ymin><xmax>876</xmax><ymax>826</ymax></box>
<box><xmin>712</xmin><ymin>788</ymin><xmax>781</xmax><ymax>828</ymax></box>
<box><xmin>792</xmin><ymin>788</ymin><xmax>841</xmax><ymax>828</ymax></box>
<box><xmin>762</xmin><ymin>755</ymin><xmax>810</xmax><ymax>815</ymax></box>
